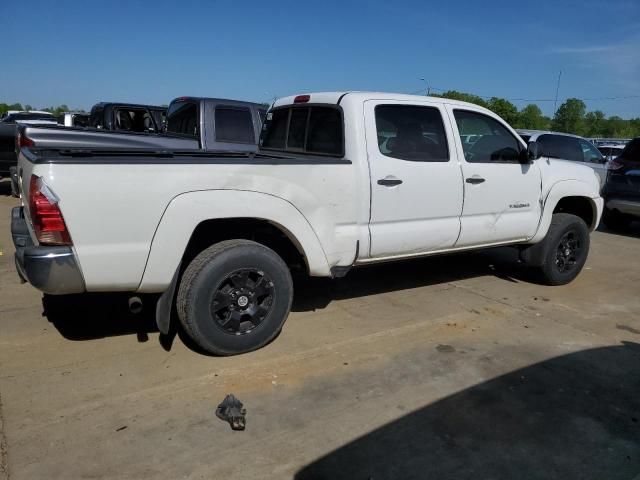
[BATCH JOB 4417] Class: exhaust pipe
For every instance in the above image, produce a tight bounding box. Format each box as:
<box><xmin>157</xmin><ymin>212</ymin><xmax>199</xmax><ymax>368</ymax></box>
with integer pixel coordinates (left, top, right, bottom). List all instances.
<box><xmin>128</xmin><ymin>296</ymin><xmax>143</xmax><ymax>314</ymax></box>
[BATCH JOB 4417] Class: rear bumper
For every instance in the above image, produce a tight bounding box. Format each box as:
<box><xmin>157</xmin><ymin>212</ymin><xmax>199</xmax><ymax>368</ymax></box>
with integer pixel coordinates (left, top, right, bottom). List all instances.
<box><xmin>11</xmin><ymin>206</ymin><xmax>85</xmax><ymax>294</ymax></box>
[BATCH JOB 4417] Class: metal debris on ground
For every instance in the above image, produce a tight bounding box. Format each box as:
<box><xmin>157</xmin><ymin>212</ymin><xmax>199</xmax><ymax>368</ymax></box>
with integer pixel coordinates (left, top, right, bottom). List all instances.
<box><xmin>216</xmin><ymin>394</ymin><xmax>246</xmax><ymax>431</ymax></box>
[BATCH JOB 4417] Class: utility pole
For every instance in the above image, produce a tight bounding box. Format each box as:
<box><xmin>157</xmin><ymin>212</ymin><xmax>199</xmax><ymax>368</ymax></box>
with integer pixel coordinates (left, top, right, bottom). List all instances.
<box><xmin>553</xmin><ymin>70</ymin><xmax>562</xmax><ymax>114</ymax></box>
<box><xmin>419</xmin><ymin>78</ymin><xmax>431</xmax><ymax>96</ymax></box>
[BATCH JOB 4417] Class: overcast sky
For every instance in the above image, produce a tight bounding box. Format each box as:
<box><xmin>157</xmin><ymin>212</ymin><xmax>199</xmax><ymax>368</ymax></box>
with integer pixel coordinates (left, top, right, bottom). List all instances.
<box><xmin>1</xmin><ymin>0</ymin><xmax>638</xmax><ymax>118</ymax></box>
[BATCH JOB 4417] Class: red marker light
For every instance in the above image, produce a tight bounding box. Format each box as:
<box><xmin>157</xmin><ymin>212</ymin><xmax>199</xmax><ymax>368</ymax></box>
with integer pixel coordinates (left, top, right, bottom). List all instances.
<box><xmin>294</xmin><ymin>95</ymin><xmax>310</xmax><ymax>103</ymax></box>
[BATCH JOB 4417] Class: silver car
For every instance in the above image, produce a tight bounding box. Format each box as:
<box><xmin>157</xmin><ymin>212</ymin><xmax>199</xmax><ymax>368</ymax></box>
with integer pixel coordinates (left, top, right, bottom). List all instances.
<box><xmin>517</xmin><ymin>129</ymin><xmax>608</xmax><ymax>188</ymax></box>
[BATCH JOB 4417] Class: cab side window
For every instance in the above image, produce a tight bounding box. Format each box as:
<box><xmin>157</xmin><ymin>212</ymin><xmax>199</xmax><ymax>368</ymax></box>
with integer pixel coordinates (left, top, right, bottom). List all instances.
<box><xmin>453</xmin><ymin>110</ymin><xmax>521</xmax><ymax>163</ymax></box>
<box><xmin>374</xmin><ymin>105</ymin><xmax>449</xmax><ymax>162</ymax></box>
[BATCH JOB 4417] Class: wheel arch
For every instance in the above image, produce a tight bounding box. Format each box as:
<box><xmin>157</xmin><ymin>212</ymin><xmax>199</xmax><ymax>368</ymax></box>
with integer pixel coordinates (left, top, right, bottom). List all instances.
<box><xmin>138</xmin><ymin>190</ymin><xmax>331</xmax><ymax>292</ymax></box>
<box><xmin>528</xmin><ymin>180</ymin><xmax>603</xmax><ymax>244</ymax></box>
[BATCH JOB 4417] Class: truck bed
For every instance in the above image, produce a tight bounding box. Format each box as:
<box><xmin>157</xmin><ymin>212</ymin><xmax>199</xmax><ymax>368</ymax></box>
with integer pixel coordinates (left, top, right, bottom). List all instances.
<box><xmin>19</xmin><ymin>124</ymin><xmax>199</xmax><ymax>151</ymax></box>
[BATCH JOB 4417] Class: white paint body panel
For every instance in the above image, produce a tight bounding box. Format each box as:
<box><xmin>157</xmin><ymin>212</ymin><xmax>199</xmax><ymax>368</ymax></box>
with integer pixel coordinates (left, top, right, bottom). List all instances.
<box><xmin>20</xmin><ymin>92</ymin><xmax>602</xmax><ymax>293</ymax></box>
<box><xmin>445</xmin><ymin>105</ymin><xmax>544</xmax><ymax>247</ymax></box>
<box><xmin>364</xmin><ymin>99</ymin><xmax>463</xmax><ymax>257</ymax></box>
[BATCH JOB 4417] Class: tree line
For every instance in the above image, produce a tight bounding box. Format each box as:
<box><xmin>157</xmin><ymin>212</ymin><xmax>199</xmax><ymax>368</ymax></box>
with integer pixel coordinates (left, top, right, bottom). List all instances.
<box><xmin>0</xmin><ymin>103</ymin><xmax>77</xmax><ymax>116</ymax></box>
<box><xmin>433</xmin><ymin>91</ymin><xmax>640</xmax><ymax>138</ymax></box>
<box><xmin>2</xmin><ymin>94</ymin><xmax>639</xmax><ymax>138</ymax></box>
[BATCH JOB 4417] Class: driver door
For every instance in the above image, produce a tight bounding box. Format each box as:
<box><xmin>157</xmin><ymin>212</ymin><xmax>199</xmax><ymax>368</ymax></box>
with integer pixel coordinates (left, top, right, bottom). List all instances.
<box><xmin>447</xmin><ymin>107</ymin><xmax>542</xmax><ymax>247</ymax></box>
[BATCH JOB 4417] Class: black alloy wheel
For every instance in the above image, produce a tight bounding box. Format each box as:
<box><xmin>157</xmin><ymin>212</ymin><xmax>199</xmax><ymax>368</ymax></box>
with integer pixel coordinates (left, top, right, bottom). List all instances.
<box><xmin>211</xmin><ymin>269</ymin><xmax>275</xmax><ymax>335</ymax></box>
<box><xmin>554</xmin><ymin>230</ymin><xmax>582</xmax><ymax>273</ymax></box>
<box><xmin>176</xmin><ymin>239</ymin><xmax>293</xmax><ymax>356</ymax></box>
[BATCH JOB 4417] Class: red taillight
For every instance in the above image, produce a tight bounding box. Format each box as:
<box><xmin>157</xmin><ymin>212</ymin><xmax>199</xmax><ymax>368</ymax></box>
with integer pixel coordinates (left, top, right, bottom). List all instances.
<box><xmin>16</xmin><ymin>132</ymin><xmax>35</xmax><ymax>149</ymax></box>
<box><xmin>608</xmin><ymin>159</ymin><xmax>624</xmax><ymax>170</ymax></box>
<box><xmin>29</xmin><ymin>175</ymin><xmax>72</xmax><ymax>245</ymax></box>
<box><xmin>294</xmin><ymin>95</ymin><xmax>310</xmax><ymax>103</ymax></box>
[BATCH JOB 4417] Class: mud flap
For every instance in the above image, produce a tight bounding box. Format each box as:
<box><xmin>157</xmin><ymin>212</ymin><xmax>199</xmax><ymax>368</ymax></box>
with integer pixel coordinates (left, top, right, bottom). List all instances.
<box><xmin>155</xmin><ymin>264</ymin><xmax>181</xmax><ymax>335</ymax></box>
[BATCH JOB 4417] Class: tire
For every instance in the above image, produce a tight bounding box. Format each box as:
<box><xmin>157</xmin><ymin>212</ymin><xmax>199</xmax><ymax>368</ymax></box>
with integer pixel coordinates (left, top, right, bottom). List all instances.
<box><xmin>602</xmin><ymin>207</ymin><xmax>633</xmax><ymax>231</ymax></box>
<box><xmin>526</xmin><ymin>213</ymin><xmax>590</xmax><ymax>286</ymax></box>
<box><xmin>176</xmin><ymin>240</ymin><xmax>293</xmax><ymax>355</ymax></box>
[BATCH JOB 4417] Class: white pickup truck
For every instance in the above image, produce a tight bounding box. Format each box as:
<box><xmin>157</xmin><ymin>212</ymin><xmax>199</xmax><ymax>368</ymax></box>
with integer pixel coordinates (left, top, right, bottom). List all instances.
<box><xmin>12</xmin><ymin>92</ymin><xmax>603</xmax><ymax>355</ymax></box>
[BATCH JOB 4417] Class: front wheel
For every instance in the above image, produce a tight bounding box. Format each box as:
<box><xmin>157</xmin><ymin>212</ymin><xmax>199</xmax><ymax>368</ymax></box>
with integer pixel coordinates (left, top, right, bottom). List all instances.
<box><xmin>176</xmin><ymin>240</ymin><xmax>293</xmax><ymax>355</ymax></box>
<box><xmin>526</xmin><ymin>213</ymin><xmax>590</xmax><ymax>286</ymax></box>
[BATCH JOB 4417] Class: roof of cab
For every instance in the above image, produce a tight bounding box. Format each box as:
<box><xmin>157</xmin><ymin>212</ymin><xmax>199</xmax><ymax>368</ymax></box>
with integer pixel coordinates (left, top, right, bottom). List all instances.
<box><xmin>170</xmin><ymin>97</ymin><xmax>266</xmax><ymax>108</ymax></box>
<box><xmin>273</xmin><ymin>91</ymin><xmax>496</xmax><ymax>114</ymax></box>
<box><xmin>516</xmin><ymin>129</ymin><xmax>585</xmax><ymax>139</ymax></box>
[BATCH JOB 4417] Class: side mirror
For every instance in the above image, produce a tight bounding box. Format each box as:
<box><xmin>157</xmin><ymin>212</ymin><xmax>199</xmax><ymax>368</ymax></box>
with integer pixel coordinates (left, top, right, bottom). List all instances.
<box><xmin>526</xmin><ymin>141</ymin><xmax>543</xmax><ymax>161</ymax></box>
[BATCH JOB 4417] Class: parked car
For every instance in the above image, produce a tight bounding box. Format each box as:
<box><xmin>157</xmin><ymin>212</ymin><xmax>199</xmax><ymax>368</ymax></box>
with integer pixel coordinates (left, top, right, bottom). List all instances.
<box><xmin>12</xmin><ymin>92</ymin><xmax>602</xmax><ymax>355</ymax></box>
<box><xmin>517</xmin><ymin>130</ymin><xmax>608</xmax><ymax>187</ymax></box>
<box><xmin>16</xmin><ymin>97</ymin><xmax>266</xmax><ymax>153</ymax></box>
<box><xmin>601</xmin><ymin>137</ymin><xmax>640</xmax><ymax>230</ymax></box>
<box><xmin>0</xmin><ymin>111</ymin><xmax>58</xmax><ymax>176</ymax></box>
<box><xmin>57</xmin><ymin>112</ymin><xmax>90</xmax><ymax>127</ymax></box>
<box><xmin>88</xmin><ymin>102</ymin><xmax>167</xmax><ymax>133</ymax></box>
<box><xmin>1</xmin><ymin>111</ymin><xmax>58</xmax><ymax>124</ymax></box>
<box><xmin>597</xmin><ymin>143</ymin><xmax>626</xmax><ymax>162</ymax></box>
<box><xmin>7</xmin><ymin>97</ymin><xmax>266</xmax><ymax>196</ymax></box>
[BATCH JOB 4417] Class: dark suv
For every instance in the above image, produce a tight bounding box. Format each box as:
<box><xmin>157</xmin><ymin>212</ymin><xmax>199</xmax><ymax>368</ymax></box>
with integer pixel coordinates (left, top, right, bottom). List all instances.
<box><xmin>601</xmin><ymin>138</ymin><xmax>640</xmax><ymax>230</ymax></box>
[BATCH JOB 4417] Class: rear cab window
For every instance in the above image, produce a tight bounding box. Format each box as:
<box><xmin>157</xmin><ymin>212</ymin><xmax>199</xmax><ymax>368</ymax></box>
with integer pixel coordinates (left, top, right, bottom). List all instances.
<box><xmin>215</xmin><ymin>106</ymin><xmax>255</xmax><ymax>144</ymax></box>
<box><xmin>166</xmin><ymin>100</ymin><xmax>199</xmax><ymax>138</ymax></box>
<box><xmin>260</xmin><ymin>105</ymin><xmax>343</xmax><ymax>156</ymax></box>
<box><xmin>89</xmin><ymin>107</ymin><xmax>105</xmax><ymax>129</ymax></box>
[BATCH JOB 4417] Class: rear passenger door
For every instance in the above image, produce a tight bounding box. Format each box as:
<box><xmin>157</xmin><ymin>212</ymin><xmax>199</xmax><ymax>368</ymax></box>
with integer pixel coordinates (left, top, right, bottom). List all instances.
<box><xmin>365</xmin><ymin>100</ymin><xmax>464</xmax><ymax>258</ymax></box>
<box><xmin>449</xmin><ymin>108</ymin><xmax>542</xmax><ymax>247</ymax></box>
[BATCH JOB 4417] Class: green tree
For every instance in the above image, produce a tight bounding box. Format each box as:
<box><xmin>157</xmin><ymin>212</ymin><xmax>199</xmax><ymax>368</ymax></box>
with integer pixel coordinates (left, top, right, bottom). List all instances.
<box><xmin>627</xmin><ymin>118</ymin><xmax>640</xmax><ymax>137</ymax></box>
<box><xmin>487</xmin><ymin>97</ymin><xmax>518</xmax><ymax>125</ymax></box>
<box><xmin>583</xmin><ymin>110</ymin><xmax>606</xmax><ymax>137</ymax></box>
<box><xmin>517</xmin><ymin>104</ymin><xmax>549</xmax><ymax>130</ymax></box>
<box><xmin>551</xmin><ymin>98</ymin><xmax>586</xmax><ymax>134</ymax></box>
<box><xmin>603</xmin><ymin>116</ymin><xmax>634</xmax><ymax>138</ymax></box>
<box><xmin>435</xmin><ymin>90</ymin><xmax>488</xmax><ymax>108</ymax></box>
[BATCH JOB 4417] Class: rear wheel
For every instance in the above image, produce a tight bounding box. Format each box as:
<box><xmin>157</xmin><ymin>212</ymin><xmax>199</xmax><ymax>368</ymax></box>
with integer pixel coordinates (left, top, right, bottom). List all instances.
<box><xmin>525</xmin><ymin>213</ymin><xmax>590</xmax><ymax>286</ymax></box>
<box><xmin>176</xmin><ymin>240</ymin><xmax>293</xmax><ymax>355</ymax></box>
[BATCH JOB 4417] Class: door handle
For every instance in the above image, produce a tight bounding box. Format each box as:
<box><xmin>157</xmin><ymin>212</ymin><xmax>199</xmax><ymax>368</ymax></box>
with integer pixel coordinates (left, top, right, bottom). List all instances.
<box><xmin>465</xmin><ymin>176</ymin><xmax>486</xmax><ymax>184</ymax></box>
<box><xmin>377</xmin><ymin>177</ymin><xmax>403</xmax><ymax>187</ymax></box>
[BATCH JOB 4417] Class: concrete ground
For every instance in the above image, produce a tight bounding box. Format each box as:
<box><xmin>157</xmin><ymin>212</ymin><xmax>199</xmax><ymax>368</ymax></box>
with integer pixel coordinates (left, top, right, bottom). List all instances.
<box><xmin>0</xmin><ymin>178</ymin><xmax>639</xmax><ymax>480</ymax></box>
